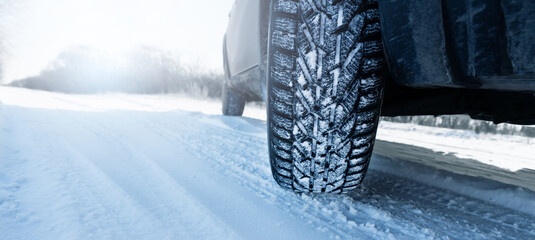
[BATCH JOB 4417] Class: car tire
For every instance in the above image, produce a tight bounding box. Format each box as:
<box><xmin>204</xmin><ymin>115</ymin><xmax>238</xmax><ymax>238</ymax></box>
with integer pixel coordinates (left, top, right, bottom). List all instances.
<box><xmin>267</xmin><ymin>0</ymin><xmax>385</xmax><ymax>193</ymax></box>
<box><xmin>222</xmin><ymin>81</ymin><xmax>246</xmax><ymax>116</ymax></box>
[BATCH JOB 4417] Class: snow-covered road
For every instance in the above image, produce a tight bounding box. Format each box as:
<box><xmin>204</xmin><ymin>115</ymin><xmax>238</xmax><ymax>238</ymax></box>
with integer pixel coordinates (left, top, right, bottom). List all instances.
<box><xmin>1</xmin><ymin>86</ymin><xmax>534</xmax><ymax>239</ymax></box>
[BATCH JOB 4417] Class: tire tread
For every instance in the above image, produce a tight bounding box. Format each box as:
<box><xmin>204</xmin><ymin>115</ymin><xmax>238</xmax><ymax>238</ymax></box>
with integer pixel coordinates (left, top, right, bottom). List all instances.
<box><xmin>268</xmin><ymin>0</ymin><xmax>384</xmax><ymax>193</ymax></box>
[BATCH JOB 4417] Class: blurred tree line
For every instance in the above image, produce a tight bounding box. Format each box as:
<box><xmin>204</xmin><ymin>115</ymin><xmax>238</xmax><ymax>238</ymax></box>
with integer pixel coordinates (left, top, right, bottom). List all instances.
<box><xmin>0</xmin><ymin>0</ymin><xmax>9</xmax><ymax>79</ymax></box>
<box><xmin>0</xmin><ymin>0</ymin><xmax>20</xmax><ymax>82</ymax></box>
<box><xmin>9</xmin><ymin>46</ymin><xmax>224</xmax><ymax>98</ymax></box>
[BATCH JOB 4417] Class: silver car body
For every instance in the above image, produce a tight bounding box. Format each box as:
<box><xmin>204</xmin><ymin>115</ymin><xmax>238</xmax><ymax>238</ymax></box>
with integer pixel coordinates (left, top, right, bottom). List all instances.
<box><xmin>224</xmin><ymin>0</ymin><xmax>266</xmax><ymax>101</ymax></box>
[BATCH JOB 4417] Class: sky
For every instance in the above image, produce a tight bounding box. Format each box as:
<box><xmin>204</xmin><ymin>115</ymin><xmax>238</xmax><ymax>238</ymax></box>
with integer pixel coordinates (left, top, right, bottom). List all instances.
<box><xmin>1</xmin><ymin>0</ymin><xmax>235</xmax><ymax>83</ymax></box>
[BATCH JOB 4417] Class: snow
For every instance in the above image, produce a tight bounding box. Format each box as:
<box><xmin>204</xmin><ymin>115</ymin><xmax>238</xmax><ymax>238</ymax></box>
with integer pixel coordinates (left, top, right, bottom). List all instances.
<box><xmin>1</xmin><ymin>86</ymin><xmax>534</xmax><ymax>239</ymax></box>
<box><xmin>377</xmin><ymin>121</ymin><xmax>535</xmax><ymax>172</ymax></box>
<box><xmin>371</xmin><ymin>155</ymin><xmax>535</xmax><ymax>216</ymax></box>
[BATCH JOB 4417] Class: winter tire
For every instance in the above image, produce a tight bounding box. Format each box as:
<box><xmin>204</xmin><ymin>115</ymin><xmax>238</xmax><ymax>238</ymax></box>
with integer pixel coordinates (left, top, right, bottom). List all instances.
<box><xmin>267</xmin><ymin>0</ymin><xmax>385</xmax><ymax>193</ymax></box>
<box><xmin>222</xmin><ymin>81</ymin><xmax>246</xmax><ymax>116</ymax></box>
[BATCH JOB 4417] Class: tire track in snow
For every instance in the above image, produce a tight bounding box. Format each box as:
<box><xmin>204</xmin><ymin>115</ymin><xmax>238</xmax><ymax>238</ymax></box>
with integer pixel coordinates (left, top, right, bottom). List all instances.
<box><xmin>52</xmin><ymin>110</ymin><xmax>243</xmax><ymax>239</ymax></box>
<box><xmin>132</xmin><ymin>111</ymin><xmax>435</xmax><ymax>239</ymax></box>
<box><xmin>1</xmin><ymin>87</ymin><xmax>534</xmax><ymax>239</ymax></box>
<box><xmin>0</xmin><ymin>106</ymin><xmax>169</xmax><ymax>239</ymax></box>
<box><xmin>0</xmin><ymin>105</ymin><xmax>241</xmax><ymax>240</ymax></box>
<box><xmin>133</xmin><ymin>109</ymin><xmax>535</xmax><ymax>240</ymax></box>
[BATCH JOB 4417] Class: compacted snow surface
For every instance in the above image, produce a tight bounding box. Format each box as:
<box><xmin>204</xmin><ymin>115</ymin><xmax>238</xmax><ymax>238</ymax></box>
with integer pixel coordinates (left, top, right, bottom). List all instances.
<box><xmin>0</xmin><ymin>86</ymin><xmax>534</xmax><ymax>240</ymax></box>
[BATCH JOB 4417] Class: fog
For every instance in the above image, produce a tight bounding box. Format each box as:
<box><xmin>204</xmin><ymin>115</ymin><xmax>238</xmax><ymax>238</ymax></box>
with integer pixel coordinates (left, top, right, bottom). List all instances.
<box><xmin>0</xmin><ymin>0</ymin><xmax>234</xmax><ymax>84</ymax></box>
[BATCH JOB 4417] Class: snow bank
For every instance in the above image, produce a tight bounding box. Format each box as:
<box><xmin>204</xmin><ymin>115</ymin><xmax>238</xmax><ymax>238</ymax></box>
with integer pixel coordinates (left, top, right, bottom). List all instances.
<box><xmin>377</xmin><ymin>121</ymin><xmax>535</xmax><ymax>172</ymax></box>
<box><xmin>370</xmin><ymin>155</ymin><xmax>535</xmax><ymax>216</ymax></box>
<box><xmin>0</xmin><ymin>99</ymin><xmax>4</xmax><ymax>137</ymax></box>
<box><xmin>382</xmin><ymin>115</ymin><xmax>535</xmax><ymax>138</ymax></box>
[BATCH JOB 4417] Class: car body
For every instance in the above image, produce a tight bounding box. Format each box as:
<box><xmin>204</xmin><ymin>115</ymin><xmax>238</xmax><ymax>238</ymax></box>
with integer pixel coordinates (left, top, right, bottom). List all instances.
<box><xmin>224</xmin><ymin>0</ymin><xmax>535</xmax><ymax>124</ymax></box>
<box><xmin>222</xmin><ymin>0</ymin><xmax>535</xmax><ymax>193</ymax></box>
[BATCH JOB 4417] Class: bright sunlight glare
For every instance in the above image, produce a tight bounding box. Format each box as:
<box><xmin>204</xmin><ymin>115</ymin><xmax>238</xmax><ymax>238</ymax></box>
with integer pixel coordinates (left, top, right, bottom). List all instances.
<box><xmin>1</xmin><ymin>0</ymin><xmax>235</xmax><ymax>83</ymax></box>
